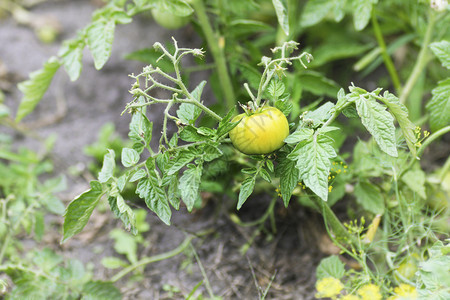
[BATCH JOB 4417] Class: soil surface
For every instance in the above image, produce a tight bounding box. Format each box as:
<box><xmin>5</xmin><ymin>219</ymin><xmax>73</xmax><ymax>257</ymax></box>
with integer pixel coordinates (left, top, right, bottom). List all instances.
<box><xmin>0</xmin><ymin>1</ymin><xmax>335</xmax><ymax>299</ymax></box>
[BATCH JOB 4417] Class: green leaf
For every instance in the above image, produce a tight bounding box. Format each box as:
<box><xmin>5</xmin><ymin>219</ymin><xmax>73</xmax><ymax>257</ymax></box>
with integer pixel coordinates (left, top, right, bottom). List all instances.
<box><xmin>179</xmin><ymin>125</ymin><xmax>209</xmax><ymax>142</ymax></box>
<box><xmin>289</xmin><ymin>134</ymin><xmax>336</xmax><ymax>201</ymax></box>
<box><xmin>354</xmin><ymin>181</ymin><xmax>385</xmax><ymax>214</ymax></box>
<box><xmin>136</xmin><ymin>166</ymin><xmax>171</xmax><ymax>225</ymax></box>
<box><xmin>121</xmin><ymin>148</ymin><xmax>139</xmax><ymax>167</ymax></box>
<box><xmin>417</xmin><ymin>241</ymin><xmax>450</xmax><ymax>298</ymax></box>
<box><xmin>228</xmin><ymin>19</ymin><xmax>273</xmax><ymax>37</ymax></box>
<box><xmin>98</xmin><ymin>149</ymin><xmax>115</xmax><ymax>183</ymax></box>
<box><xmin>426</xmin><ymin>78</ymin><xmax>450</xmax><ymax>131</ymax></box>
<box><xmin>272</xmin><ymin>0</ymin><xmax>289</xmax><ymax>35</ymax></box>
<box><xmin>108</xmin><ymin>194</ymin><xmax>137</xmax><ymax>234</ymax></box>
<box><xmin>129</xmin><ymin>111</ymin><xmax>153</xmax><ymax>145</ymax></box>
<box><xmin>190</xmin><ymin>80</ymin><xmax>206</xmax><ymax>102</ymax></box>
<box><xmin>62</xmin><ymin>181</ymin><xmax>103</xmax><ymax>243</ymax></box>
<box><xmin>352</xmin><ymin>0</ymin><xmax>374</xmax><ymax>31</ymax></box>
<box><xmin>203</xmin><ymin>144</ymin><xmax>223</xmax><ymax>162</ymax></box>
<box><xmin>237</xmin><ymin>63</ymin><xmax>261</xmax><ymax>90</ymax></box>
<box><xmin>59</xmin><ymin>34</ymin><xmax>85</xmax><ymax>81</ymax></box>
<box><xmin>297</xmin><ymin>72</ymin><xmax>340</xmax><ymax>97</ymax></box>
<box><xmin>275</xmin><ymin>97</ymin><xmax>293</xmax><ymax>116</ymax></box>
<box><xmin>101</xmin><ymin>257</ymin><xmax>128</xmax><ymax>269</ymax></box>
<box><xmin>85</xmin><ymin>5</ymin><xmax>131</xmax><ymax>70</ymax></box>
<box><xmin>309</xmin><ymin>41</ymin><xmax>369</xmax><ymax>68</ymax></box>
<box><xmin>259</xmin><ymin>168</ymin><xmax>271</xmax><ymax>182</ymax></box>
<box><xmin>268</xmin><ymin>79</ymin><xmax>285</xmax><ymax>99</ymax></box>
<box><xmin>168</xmin><ymin>176</ymin><xmax>181</xmax><ymax>210</ymax></box>
<box><xmin>380</xmin><ymin>91</ymin><xmax>417</xmax><ymax>157</ymax></box>
<box><xmin>87</xmin><ymin>19</ymin><xmax>115</xmax><ymax>70</ymax></box>
<box><xmin>179</xmin><ymin>164</ymin><xmax>202</xmax><ymax>211</ymax></box>
<box><xmin>284</xmin><ymin>128</ymin><xmax>314</xmax><ymax>144</ymax></box>
<box><xmin>16</xmin><ymin>57</ymin><xmax>61</xmax><ymax>121</ymax></box>
<box><xmin>130</xmin><ymin>169</ymin><xmax>146</xmax><ymax>182</ymax></box>
<box><xmin>82</xmin><ymin>281</ymin><xmax>122</xmax><ymax>300</ymax></box>
<box><xmin>277</xmin><ymin>158</ymin><xmax>299</xmax><ymax>206</ymax></box>
<box><xmin>216</xmin><ymin>108</ymin><xmax>239</xmax><ymax>138</ymax></box>
<box><xmin>430</xmin><ymin>40</ymin><xmax>450</xmax><ymax>69</ymax></box>
<box><xmin>303</xmin><ymin>101</ymin><xmax>335</xmax><ymax>127</ymax></box>
<box><xmin>237</xmin><ymin>176</ymin><xmax>256</xmax><ymax>210</ymax></box>
<box><xmin>300</xmin><ymin>0</ymin><xmax>334</xmax><ymax>27</ymax></box>
<box><xmin>316</xmin><ymin>255</ymin><xmax>345</xmax><ymax>280</ymax></box>
<box><xmin>177</xmin><ymin>103</ymin><xmax>202</xmax><ymax>125</ymax></box>
<box><xmin>110</xmin><ymin>229</ymin><xmax>138</xmax><ymax>263</ymax></box>
<box><xmin>355</xmin><ymin>95</ymin><xmax>398</xmax><ymax>157</ymax></box>
<box><xmin>402</xmin><ymin>169</ymin><xmax>426</xmax><ymax>199</ymax></box>
<box><xmin>167</xmin><ymin>150</ymin><xmax>196</xmax><ymax>175</ymax></box>
<box><xmin>177</xmin><ymin>82</ymin><xmax>205</xmax><ymax>125</ymax></box>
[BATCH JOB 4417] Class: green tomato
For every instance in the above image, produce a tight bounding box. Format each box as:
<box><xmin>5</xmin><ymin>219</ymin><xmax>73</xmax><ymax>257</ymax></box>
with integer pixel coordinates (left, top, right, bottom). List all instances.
<box><xmin>229</xmin><ymin>106</ymin><xmax>289</xmax><ymax>155</ymax></box>
<box><xmin>151</xmin><ymin>9</ymin><xmax>191</xmax><ymax>30</ymax></box>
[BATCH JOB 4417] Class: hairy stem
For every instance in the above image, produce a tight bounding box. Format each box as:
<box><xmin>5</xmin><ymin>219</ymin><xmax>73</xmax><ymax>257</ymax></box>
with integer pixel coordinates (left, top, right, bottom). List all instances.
<box><xmin>371</xmin><ymin>11</ymin><xmax>401</xmax><ymax>93</ymax></box>
<box><xmin>111</xmin><ymin>235</ymin><xmax>195</xmax><ymax>282</ymax></box>
<box><xmin>189</xmin><ymin>243</ymin><xmax>216</xmax><ymax>298</ymax></box>
<box><xmin>192</xmin><ymin>0</ymin><xmax>235</xmax><ymax>109</ymax></box>
<box><xmin>399</xmin><ymin>11</ymin><xmax>436</xmax><ymax>104</ymax></box>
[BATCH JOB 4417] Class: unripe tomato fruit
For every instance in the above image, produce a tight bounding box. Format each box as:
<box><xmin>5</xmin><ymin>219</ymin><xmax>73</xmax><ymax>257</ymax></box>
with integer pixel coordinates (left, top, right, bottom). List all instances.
<box><xmin>151</xmin><ymin>9</ymin><xmax>191</xmax><ymax>30</ymax></box>
<box><xmin>229</xmin><ymin>106</ymin><xmax>289</xmax><ymax>155</ymax></box>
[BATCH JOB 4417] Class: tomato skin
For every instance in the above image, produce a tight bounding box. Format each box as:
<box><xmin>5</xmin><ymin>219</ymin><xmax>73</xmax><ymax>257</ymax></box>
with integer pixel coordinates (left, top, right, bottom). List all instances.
<box><xmin>229</xmin><ymin>106</ymin><xmax>289</xmax><ymax>155</ymax></box>
<box><xmin>151</xmin><ymin>9</ymin><xmax>191</xmax><ymax>30</ymax></box>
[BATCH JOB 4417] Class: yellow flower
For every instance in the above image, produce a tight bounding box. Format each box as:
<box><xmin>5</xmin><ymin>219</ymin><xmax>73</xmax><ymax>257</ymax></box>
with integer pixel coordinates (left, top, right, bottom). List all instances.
<box><xmin>357</xmin><ymin>284</ymin><xmax>382</xmax><ymax>300</ymax></box>
<box><xmin>340</xmin><ymin>295</ymin><xmax>360</xmax><ymax>300</ymax></box>
<box><xmin>315</xmin><ymin>277</ymin><xmax>344</xmax><ymax>299</ymax></box>
<box><xmin>387</xmin><ymin>284</ymin><xmax>417</xmax><ymax>299</ymax></box>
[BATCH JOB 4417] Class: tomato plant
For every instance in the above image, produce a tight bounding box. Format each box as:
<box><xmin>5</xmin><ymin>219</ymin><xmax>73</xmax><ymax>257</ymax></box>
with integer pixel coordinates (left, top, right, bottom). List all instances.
<box><xmin>229</xmin><ymin>106</ymin><xmax>289</xmax><ymax>155</ymax></box>
<box><xmin>2</xmin><ymin>0</ymin><xmax>449</xmax><ymax>298</ymax></box>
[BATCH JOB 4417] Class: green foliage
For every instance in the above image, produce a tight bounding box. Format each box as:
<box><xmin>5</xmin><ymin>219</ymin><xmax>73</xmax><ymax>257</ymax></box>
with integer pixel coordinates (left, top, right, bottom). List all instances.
<box><xmin>16</xmin><ymin>57</ymin><xmax>60</xmax><ymax>121</ymax></box>
<box><xmin>316</xmin><ymin>255</ymin><xmax>345</xmax><ymax>280</ymax></box>
<box><xmin>62</xmin><ymin>181</ymin><xmax>103</xmax><ymax>243</ymax></box>
<box><xmin>430</xmin><ymin>40</ymin><xmax>450</xmax><ymax>69</ymax></box>
<box><xmin>6</xmin><ymin>0</ymin><xmax>450</xmax><ymax>298</ymax></box>
<box><xmin>416</xmin><ymin>241</ymin><xmax>450</xmax><ymax>299</ymax></box>
<box><xmin>427</xmin><ymin>78</ymin><xmax>450</xmax><ymax>132</ymax></box>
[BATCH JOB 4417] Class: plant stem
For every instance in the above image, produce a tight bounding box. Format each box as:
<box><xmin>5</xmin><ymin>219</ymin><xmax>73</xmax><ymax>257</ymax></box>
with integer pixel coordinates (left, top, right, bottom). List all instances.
<box><xmin>0</xmin><ymin>231</ymin><xmax>11</xmax><ymax>264</ymax></box>
<box><xmin>399</xmin><ymin>11</ymin><xmax>436</xmax><ymax>104</ymax></box>
<box><xmin>371</xmin><ymin>11</ymin><xmax>401</xmax><ymax>93</ymax></box>
<box><xmin>111</xmin><ymin>235</ymin><xmax>195</xmax><ymax>282</ymax></box>
<box><xmin>231</xmin><ymin>196</ymin><xmax>277</xmax><ymax>228</ymax></box>
<box><xmin>192</xmin><ymin>0</ymin><xmax>235</xmax><ymax>109</ymax></box>
<box><xmin>189</xmin><ymin>243</ymin><xmax>216</xmax><ymax>299</ymax></box>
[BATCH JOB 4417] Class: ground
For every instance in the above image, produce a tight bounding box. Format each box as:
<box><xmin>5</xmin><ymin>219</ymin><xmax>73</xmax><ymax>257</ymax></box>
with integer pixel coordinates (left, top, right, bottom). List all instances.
<box><xmin>0</xmin><ymin>1</ymin><xmax>343</xmax><ymax>299</ymax></box>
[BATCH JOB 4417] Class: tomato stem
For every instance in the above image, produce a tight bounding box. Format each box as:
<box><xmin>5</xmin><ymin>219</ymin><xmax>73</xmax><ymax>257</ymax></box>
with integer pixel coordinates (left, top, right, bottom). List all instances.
<box><xmin>371</xmin><ymin>11</ymin><xmax>401</xmax><ymax>94</ymax></box>
<box><xmin>192</xmin><ymin>0</ymin><xmax>236</xmax><ymax>109</ymax></box>
<box><xmin>399</xmin><ymin>10</ymin><xmax>437</xmax><ymax>104</ymax></box>
<box><xmin>111</xmin><ymin>234</ymin><xmax>196</xmax><ymax>282</ymax></box>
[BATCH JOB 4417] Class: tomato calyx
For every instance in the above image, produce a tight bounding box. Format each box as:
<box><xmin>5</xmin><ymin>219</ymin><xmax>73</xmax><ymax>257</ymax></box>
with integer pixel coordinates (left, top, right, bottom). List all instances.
<box><xmin>238</xmin><ymin>100</ymin><xmax>268</xmax><ymax>116</ymax></box>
